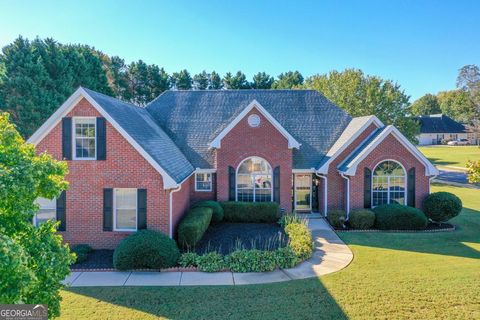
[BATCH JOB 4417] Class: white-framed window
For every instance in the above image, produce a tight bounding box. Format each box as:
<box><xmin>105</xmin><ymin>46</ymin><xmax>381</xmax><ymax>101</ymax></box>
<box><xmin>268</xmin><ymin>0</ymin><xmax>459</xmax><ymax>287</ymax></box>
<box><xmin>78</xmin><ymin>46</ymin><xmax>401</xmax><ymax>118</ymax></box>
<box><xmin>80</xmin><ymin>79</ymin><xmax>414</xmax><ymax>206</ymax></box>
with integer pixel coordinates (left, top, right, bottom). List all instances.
<box><xmin>195</xmin><ymin>173</ymin><xmax>212</xmax><ymax>192</ymax></box>
<box><xmin>34</xmin><ymin>197</ymin><xmax>56</xmax><ymax>227</ymax></box>
<box><xmin>73</xmin><ymin>117</ymin><xmax>96</xmax><ymax>160</ymax></box>
<box><xmin>236</xmin><ymin>156</ymin><xmax>273</xmax><ymax>202</ymax></box>
<box><xmin>114</xmin><ymin>188</ymin><xmax>137</xmax><ymax>231</ymax></box>
<box><xmin>372</xmin><ymin>160</ymin><xmax>406</xmax><ymax>207</ymax></box>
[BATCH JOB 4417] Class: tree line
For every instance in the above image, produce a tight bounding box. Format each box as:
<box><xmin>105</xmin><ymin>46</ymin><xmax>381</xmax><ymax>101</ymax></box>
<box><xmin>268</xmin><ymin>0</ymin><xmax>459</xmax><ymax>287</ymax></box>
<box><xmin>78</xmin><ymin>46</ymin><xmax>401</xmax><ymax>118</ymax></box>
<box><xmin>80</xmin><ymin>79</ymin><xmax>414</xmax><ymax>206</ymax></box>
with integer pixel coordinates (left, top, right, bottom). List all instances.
<box><xmin>2</xmin><ymin>36</ymin><xmax>477</xmax><ymax>143</ymax></box>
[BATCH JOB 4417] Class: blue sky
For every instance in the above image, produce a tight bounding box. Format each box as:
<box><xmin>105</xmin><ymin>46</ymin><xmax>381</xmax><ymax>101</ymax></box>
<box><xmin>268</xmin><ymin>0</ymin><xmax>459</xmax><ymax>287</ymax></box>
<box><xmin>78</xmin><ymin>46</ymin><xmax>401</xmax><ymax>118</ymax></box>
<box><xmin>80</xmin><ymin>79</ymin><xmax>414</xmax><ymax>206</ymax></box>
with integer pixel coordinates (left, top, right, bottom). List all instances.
<box><xmin>0</xmin><ymin>0</ymin><xmax>478</xmax><ymax>100</ymax></box>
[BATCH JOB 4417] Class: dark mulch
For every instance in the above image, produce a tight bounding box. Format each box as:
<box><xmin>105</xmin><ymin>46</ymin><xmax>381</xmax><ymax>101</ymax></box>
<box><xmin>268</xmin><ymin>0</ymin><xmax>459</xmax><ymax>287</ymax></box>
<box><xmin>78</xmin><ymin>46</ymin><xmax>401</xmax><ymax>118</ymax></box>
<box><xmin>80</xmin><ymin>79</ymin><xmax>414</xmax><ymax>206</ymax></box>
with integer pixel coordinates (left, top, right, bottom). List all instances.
<box><xmin>71</xmin><ymin>249</ymin><xmax>114</xmax><ymax>270</ymax></box>
<box><xmin>192</xmin><ymin>222</ymin><xmax>288</xmax><ymax>255</ymax></box>
<box><xmin>335</xmin><ymin>221</ymin><xmax>455</xmax><ymax>232</ymax></box>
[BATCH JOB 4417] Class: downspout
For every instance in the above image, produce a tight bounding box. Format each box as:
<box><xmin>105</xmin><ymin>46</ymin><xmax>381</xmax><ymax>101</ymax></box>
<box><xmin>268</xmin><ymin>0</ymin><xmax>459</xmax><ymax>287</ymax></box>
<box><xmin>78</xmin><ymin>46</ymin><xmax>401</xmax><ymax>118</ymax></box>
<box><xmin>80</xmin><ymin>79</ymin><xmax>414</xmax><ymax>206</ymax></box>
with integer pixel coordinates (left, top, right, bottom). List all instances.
<box><xmin>340</xmin><ymin>173</ymin><xmax>350</xmax><ymax>219</ymax></box>
<box><xmin>315</xmin><ymin>173</ymin><xmax>328</xmax><ymax>217</ymax></box>
<box><xmin>428</xmin><ymin>174</ymin><xmax>438</xmax><ymax>194</ymax></box>
<box><xmin>169</xmin><ymin>184</ymin><xmax>182</xmax><ymax>238</ymax></box>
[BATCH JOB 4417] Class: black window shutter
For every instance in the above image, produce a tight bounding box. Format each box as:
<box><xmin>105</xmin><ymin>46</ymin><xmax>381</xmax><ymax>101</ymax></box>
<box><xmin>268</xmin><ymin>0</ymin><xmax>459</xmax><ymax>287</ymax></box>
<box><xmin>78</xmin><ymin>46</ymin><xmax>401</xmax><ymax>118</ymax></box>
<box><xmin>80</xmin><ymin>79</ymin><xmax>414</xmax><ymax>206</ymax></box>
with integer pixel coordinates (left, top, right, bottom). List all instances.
<box><xmin>408</xmin><ymin>168</ymin><xmax>416</xmax><ymax>207</ymax></box>
<box><xmin>96</xmin><ymin>117</ymin><xmax>106</xmax><ymax>160</ymax></box>
<box><xmin>212</xmin><ymin>173</ymin><xmax>217</xmax><ymax>200</ymax></box>
<box><xmin>137</xmin><ymin>189</ymin><xmax>147</xmax><ymax>229</ymax></box>
<box><xmin>364</xmin><ymin>168</ymin><xmax>372</xmax><ymax>208</ymax></box>
<box><xmin>56</xmin><ymin>191</ymin><xmax>66</xmax><ymax>231</ymax></box>
<box><xmin>273</xmin><ymin>166</ymin><xmax>280</xmax><ymax>204</ymax></box>
<box><xmin>228</xmin><ymin>166</ymin><xmax>236</xmax><ymax>201</ymax></box>
<box><xmin>103</xmin><ymin>188</ymin><xmax>113</xmax><ymax>231</ymax></box>
<box><xmin>62</xmin><ymin>118</ymin><xmax>72</xmax><ymax>160</ymax></box>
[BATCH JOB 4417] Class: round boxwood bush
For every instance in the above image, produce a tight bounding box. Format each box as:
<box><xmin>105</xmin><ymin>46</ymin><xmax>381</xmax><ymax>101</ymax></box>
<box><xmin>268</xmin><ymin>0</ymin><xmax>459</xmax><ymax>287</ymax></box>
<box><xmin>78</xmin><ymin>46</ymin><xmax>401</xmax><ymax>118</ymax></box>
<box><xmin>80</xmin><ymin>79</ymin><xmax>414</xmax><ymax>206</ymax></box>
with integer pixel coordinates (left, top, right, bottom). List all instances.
<box><xmin>423</xmin><ymin>192</ymin><xmax>462</xmax><ymax>223</ymax></box>
<box><xmin>373</xmin><ymin>204</ymin><xmax>428</xmax><ymax>230</ymax></box>
<box><xmin>348</xmin><ymin>209</ymin><xmax>375</xmax><ymax>229</ymax></box>
<box><xmin>327</xmin><ymin>209</ymin><xmax>347</xmax><ymax>229</ymax></box>
<box><xmin>192</xmin><ymin>201</ymin><xmax>224</xmax><ymax>223</ymax></box>
<box><xmin>113</xmin><ymin>230</ymin><xmax>180</xmax><ymax>270</ymax></box>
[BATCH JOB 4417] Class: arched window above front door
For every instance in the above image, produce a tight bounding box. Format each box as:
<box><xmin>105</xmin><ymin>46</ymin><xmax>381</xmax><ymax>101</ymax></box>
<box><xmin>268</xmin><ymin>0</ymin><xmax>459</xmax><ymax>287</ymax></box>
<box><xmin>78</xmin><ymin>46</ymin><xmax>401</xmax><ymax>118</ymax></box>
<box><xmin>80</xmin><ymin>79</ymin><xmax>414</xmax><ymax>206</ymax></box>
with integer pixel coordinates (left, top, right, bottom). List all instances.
<box><xmin>372</xmin><ymin>160</ymin><xmax>406</xmax><ymax>207</ymax></box>
<box><xmin>236</xmin><ymin>157</ymin><xmax>273</xmax><ymax>202</ymax></box>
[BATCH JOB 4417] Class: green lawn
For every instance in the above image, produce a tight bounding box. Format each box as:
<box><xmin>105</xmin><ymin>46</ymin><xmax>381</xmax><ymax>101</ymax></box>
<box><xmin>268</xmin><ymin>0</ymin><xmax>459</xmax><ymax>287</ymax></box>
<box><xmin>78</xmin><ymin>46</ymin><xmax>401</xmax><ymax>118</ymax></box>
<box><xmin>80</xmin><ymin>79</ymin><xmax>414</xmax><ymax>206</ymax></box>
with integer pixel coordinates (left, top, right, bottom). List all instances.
<box><xmin>60</xmin><ymin>184</ymin><xmax>480</xmax><ymax>320</ymax></box>
<box><xmin>418</xmin><ymin>145</ymin><xmax>480</xmax><ymax>169</ymax></box>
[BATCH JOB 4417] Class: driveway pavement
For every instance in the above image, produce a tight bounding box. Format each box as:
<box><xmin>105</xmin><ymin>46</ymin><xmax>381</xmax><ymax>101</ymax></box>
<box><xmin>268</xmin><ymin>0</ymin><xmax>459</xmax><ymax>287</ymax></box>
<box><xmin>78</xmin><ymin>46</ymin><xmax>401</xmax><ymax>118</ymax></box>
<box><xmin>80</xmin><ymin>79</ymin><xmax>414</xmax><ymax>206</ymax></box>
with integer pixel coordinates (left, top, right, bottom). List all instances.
<box><xmin>437</xmin><ymin>170</ymin><xmax>469</xmax><ymax>184</ymax></box>
<box><xmin>63</xmin><ymin>218</ymin><xmax>353</xmax><ymax>287</ymax></box>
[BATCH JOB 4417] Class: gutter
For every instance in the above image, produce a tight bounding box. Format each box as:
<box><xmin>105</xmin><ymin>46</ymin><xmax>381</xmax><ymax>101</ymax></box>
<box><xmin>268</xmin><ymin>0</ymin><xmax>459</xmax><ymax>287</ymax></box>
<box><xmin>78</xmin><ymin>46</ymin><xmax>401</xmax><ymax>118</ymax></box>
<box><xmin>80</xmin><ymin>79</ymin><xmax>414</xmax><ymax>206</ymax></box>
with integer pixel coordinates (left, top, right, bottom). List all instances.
<box><xmin>340</xmin><ymin>172</ymin><xmax>351</xmax><ymax>219</ymax></box>
<box><xmin>169</xmin><ymin>184</ymin><xmax>183</xmax><ymax>238</ymax></box>
<box><xmin>315</xmin><ymin>173</ymin><xmax>328</xmax><ymax>217</ymax></box>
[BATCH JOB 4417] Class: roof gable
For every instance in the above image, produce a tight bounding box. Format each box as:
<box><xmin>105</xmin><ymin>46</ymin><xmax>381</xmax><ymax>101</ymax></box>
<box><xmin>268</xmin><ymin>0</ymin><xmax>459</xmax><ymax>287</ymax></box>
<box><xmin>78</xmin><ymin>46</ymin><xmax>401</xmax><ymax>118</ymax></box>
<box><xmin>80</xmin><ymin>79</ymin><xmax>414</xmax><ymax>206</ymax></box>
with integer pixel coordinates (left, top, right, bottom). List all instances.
<box><xmin>27</xmin><ymin>87</ymin><xmax>194</xmax><ymax>188</ymax></box>
<box><xmin>338</xmin><ymin>125</ymin><xmax>439</xmax><ymax>176</ymax></box>
<box><xmin>317</xmin><ymin>115</ymin><xmax>383</xmax><ymax>174</ymax></box>
<box><xmin>209</xmin><ymin>100</ymin><xmax>301</xmax><ymax>149</ymax></box>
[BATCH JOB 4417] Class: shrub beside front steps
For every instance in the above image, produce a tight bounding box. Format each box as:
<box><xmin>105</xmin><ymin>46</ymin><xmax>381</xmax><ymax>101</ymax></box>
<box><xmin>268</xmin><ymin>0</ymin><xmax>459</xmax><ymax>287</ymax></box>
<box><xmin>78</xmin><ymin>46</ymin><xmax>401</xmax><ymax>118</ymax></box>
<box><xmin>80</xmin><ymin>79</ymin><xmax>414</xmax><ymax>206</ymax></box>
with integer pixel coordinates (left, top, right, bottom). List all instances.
<box><xmin>112</xmin><ymin>201</ymin><xmax>314</xmax><ymax>272</ymax></box>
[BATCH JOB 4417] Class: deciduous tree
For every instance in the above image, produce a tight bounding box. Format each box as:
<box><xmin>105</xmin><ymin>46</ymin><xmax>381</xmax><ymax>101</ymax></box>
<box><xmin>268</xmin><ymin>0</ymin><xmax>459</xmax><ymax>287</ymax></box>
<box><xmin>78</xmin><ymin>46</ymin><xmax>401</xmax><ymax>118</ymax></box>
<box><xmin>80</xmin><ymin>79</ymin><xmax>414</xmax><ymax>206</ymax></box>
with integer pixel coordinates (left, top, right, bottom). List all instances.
<box><xmin>409</xmin><ymin>94</ymin><xmax>441</xmax><ymax>116</ymax></box>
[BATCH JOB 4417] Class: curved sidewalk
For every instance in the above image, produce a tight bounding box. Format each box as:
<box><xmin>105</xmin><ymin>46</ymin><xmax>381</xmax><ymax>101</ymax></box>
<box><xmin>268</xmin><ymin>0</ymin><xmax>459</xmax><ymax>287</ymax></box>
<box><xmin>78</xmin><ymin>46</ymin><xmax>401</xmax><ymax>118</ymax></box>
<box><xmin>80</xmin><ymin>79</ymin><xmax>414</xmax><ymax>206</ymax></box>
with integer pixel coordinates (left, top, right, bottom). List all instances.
<box><xmin>63</xmin><ymin>219</ymin><xmax>353</xmax><ymax>287</ymax></box>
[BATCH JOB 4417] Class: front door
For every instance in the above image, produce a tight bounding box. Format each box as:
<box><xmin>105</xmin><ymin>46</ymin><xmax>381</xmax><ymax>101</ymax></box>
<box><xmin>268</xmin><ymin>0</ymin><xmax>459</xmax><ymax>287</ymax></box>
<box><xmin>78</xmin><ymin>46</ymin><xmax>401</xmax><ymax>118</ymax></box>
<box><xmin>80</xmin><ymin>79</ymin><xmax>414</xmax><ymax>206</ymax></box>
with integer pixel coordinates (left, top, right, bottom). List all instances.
<box><xmin>294</xmin><ymin>174</ymin><xmax>312</xmax><ymax>211</ymax></box>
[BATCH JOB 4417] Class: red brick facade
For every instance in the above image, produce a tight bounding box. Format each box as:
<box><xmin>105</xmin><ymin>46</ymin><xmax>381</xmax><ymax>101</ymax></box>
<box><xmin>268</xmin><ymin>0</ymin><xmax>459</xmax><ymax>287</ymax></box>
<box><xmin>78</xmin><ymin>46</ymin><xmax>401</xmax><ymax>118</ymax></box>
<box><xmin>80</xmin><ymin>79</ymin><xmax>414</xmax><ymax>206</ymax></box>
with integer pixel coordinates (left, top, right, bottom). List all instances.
<box><xmin>34</xmin><ymin>97</ymin><xmax>432</xmax><ymax>249</ymax></box>
<box><xmin>325</xmin><ymin>123</ymin><xmax>379</xmax><ymax>211</ymax></box>
<box><xmin>215</xmin><ymin>107</ymin><xmax>293</xmax><ymax>213</ymax></box>
<box><xmin>37</xmin><ymin>98</ymin><xmax>172</xmax><ymax>249</ymax></box>
<box><xmin>349</xmin><ymin>134</ymin><xmax>429</xmax><ymax>210</ymax></box>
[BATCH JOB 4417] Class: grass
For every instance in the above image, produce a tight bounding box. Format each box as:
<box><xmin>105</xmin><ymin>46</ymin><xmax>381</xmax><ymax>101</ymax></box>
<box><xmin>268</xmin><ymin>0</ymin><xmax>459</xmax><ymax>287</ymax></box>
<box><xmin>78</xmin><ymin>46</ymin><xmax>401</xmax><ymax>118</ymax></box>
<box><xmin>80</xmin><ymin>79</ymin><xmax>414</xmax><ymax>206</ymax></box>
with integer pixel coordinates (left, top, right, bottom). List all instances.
<box><xmin>418</xmin><ymin>145</ymin><xmax>480</xmax><ymax>169</ymax></box>
<box><xmin>60</xmin><ymin>184</ymin><xmax>480</xmax><ymax>319</ymax></box>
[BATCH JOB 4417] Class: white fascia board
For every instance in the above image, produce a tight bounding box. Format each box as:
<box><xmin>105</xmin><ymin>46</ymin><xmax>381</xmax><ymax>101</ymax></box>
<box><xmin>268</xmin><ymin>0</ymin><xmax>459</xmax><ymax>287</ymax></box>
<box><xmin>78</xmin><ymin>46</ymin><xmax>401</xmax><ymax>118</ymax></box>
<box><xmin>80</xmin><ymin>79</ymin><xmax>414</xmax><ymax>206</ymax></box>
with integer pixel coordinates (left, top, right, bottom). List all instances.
<box><xmin>292</xmin><ymin>168</ymin><xmax>316</xmax><ymax>173</ymax></box>
<box><xmin>209</xmin><ymin>99</ymin><xmax>301</xmax><ymax>149</ymax></box>
<box><xmin>27</xmin><ymin>87</ymin><xmax>180</xmax><ymax>189</ymax></box>
<box><xmin>343</xmin><ymin>125</ymin><xmax>439</xmax><ymax>177</ymax></box>
<box><xmin>195</xmin><ymin>168</ymin><xmax>217</xmax><ymax>173</ymax></box>
<box><xmin>317</xmin><ymin>115</ymin><xmax>384</xmax><ymax>174</ymax></box>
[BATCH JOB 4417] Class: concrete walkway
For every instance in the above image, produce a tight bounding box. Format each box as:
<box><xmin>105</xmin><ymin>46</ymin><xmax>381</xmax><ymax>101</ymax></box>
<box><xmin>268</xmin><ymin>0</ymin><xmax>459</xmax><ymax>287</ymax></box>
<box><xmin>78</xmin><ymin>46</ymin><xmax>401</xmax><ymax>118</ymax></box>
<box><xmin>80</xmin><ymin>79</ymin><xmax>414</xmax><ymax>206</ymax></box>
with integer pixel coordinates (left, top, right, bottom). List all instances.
<box><xmin>64</xmin><ymin>219</ymin><xmax>353</xmax><ymax>287</ymax></box>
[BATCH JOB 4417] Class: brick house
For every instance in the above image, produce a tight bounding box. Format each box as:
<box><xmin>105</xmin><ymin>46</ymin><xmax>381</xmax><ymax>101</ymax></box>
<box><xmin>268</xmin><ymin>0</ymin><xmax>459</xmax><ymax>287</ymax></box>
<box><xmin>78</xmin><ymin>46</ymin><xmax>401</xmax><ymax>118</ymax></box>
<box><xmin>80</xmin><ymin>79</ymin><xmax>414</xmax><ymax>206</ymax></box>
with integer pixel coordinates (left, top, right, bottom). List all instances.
<box><xmin>28</xmin><ymin>88</ymin><xmax>438</xmax><ymax>249</ymax></box>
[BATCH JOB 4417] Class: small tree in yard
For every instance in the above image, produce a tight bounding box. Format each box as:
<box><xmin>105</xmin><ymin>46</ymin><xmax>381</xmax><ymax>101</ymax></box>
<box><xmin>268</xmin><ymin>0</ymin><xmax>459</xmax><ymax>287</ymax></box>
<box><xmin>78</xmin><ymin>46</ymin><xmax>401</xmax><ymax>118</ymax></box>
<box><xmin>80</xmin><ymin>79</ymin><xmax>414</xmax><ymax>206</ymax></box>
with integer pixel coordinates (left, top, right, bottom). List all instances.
<box><xmin>0</xmin><ymin>112</ymin><xmax>74</xmax><ymax>318</ymax></box>
<box><xmin>466</xmin><ymin>160</ymin><xmax>480</xmax><ymax>183</ymax></box>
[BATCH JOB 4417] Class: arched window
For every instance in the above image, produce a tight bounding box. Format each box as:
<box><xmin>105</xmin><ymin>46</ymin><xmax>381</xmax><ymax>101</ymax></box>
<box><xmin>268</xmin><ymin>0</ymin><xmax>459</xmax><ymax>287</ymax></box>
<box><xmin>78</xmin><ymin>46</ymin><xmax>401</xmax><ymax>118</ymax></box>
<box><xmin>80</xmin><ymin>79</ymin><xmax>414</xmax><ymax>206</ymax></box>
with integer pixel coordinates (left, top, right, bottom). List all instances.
<box><xmin>372</xmin><ymin>160</ymin><xmax>406</xmax><ymax>207</ymax></box>
<box><xmin>236</xmin><ymin>157</ymin><xmax>273</xmax><ymax>202</ymax></box>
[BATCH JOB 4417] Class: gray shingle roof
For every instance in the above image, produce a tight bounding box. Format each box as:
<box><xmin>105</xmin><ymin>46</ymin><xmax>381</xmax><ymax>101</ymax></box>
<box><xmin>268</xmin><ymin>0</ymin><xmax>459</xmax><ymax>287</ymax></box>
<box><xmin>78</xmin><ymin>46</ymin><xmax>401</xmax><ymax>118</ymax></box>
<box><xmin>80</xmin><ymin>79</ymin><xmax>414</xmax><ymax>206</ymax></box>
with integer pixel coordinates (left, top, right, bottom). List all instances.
<box><xmin>84</xmin><ymin>88</ymin><xmax>194</xmax><ymax>183</ymax></box>
<box><xmin>416</xmin><ymin>114</ymin><xmax>466</xmax><ymax>134</ymax></box>
<box><xmin>146</xmin><ymin>90</ymin><xmax>352</xmax><ymax>169</ymax></box>
<box><xmin>337</xmin><ymin>126</ymin><xmax>387</xmax><ymax>172</ymax></box>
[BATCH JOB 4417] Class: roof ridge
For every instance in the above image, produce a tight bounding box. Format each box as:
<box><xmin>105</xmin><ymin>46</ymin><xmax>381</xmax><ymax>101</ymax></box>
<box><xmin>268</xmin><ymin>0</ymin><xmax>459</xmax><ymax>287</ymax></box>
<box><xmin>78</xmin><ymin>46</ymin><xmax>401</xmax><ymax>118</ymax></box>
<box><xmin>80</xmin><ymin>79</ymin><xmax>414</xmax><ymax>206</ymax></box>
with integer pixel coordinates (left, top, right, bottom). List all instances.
<box><xmin>81</xmin><ymin>87</ymin><xmax>143</xmax><ymax>110</ymax></box>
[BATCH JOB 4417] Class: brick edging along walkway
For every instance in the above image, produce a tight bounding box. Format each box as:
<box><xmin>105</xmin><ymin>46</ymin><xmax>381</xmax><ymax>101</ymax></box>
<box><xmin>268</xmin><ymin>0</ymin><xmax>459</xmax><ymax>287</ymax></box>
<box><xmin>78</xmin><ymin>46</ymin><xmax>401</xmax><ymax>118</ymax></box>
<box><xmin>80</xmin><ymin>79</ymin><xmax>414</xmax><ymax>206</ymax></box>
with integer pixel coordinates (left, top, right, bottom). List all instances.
<box><xmin>63</xmin><ymin>219</ymin><xmax>353</xmax><ymax>287</ymax></box>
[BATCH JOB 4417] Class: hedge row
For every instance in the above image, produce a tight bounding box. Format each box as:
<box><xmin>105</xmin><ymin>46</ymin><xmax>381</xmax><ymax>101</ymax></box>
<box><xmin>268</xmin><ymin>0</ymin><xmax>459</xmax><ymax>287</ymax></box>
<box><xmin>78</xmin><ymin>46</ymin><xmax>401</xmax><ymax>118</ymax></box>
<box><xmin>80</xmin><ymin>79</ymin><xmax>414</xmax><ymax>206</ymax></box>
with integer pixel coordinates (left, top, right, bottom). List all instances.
<box><xmin>178</xmin><ymin>247</ymin><xmax>299</xmax><ymax>272</ymax></box>
<box><xmin>326</xmin><ymin>192</ymin><xmax>462</xmax><ymax>230</ymax></box>
<box><xmin>177</xmin><ymin>207</ymin><xmax>213</xmax><ymax>249</ymax></box>
<box><xmin>220</xmin><ymin>201</ymin><xmax>280</xmax><ymax>223</ymax></box>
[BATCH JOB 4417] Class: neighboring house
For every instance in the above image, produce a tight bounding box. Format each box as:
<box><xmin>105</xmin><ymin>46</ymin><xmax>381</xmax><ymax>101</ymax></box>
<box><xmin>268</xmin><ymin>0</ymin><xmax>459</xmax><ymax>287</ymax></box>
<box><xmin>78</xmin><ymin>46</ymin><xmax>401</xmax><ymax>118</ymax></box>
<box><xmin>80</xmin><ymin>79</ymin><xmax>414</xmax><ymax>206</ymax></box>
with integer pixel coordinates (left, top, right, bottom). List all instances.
<box><xmin>415</xmin><ymin>114</ymin><xmax>470</xmax><ymax>145</ymax></box>
<box><xmin>28</xmin><ymin>88</ymin><xmax>438</xmax><ymax>249</ymax></box>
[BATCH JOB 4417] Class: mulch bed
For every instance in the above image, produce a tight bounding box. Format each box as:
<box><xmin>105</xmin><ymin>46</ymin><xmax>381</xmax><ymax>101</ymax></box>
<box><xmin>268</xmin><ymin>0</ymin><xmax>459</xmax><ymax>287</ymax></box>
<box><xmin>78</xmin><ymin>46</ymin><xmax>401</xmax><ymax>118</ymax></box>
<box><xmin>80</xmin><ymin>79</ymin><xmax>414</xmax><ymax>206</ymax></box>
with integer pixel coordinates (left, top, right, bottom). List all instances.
<box><xmin>192</xmin><ymin>222</ymin><xmax>289</xmax><ymax>255</ymax></box>
<box><xmin>71</xmin><ymin>249</ymin><xmax>114</xmax><ymax>270</ymax></box>
<box><xmin>335</xmin><ymin>222</ymin><xmax>455</xmax><ymax>232</ymax></box>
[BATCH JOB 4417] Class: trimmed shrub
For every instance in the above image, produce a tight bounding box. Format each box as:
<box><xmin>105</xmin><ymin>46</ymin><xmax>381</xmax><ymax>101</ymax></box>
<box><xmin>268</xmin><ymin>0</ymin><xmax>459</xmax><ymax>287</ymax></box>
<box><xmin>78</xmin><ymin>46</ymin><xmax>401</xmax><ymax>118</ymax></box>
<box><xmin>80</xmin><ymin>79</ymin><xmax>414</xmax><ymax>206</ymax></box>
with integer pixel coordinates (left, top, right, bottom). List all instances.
<box><xmin>373</xmin><ymin>204</ymin><xmax>428</xmax><ymax>230</ymax></box>
<box><xmin>273</xmin><ymin>246</ymin><xmax>299</xmax><ymax>269</ymax></box>
<box><xmin>196</xmin><ymin>252</ymin><xmax>226</xmax><ymax>272</ymax></box>
<box><xmin>177</xmin><ymin>207</ymin><xmax>213</xmax><ymax>248</ymax></box>
<box><xmin>192</xmin><ymin>201</ymin><xmax>224</xmax><ymax>223</ymax></box>
<box><xmin>72</xmin><ymin>244</ymin><xmax>93</xmax><ymax>263</ymax></box>
<box><xmin>178</xmin><ymin>252</ymin><xmax>199</xmax><ymax>268</ymax></box>
<box><xmin>227</xmin><ymin>249</ymin><xmax>277</xmax><ymax>272</ymax></box>
<box><xmin>113</xmin><ymin>230</ymin><xmax>180</xmax><ymax>270</ymax></box>
<box><xmin>284</xmin><ymin>222</ymin><xmax>313</xmax><ymax>260</ymax></box>
<box><xmin>423</xmin><ymin>192</ymin><xmax>462</xmax><ymax>222</ymax></box>
<box><xmin>349</xmin><ymin>209</ymin><xmax>375</xmax><ymax>229</ymax></box>
<box><xmin>327</xmin><ymin>209</ymin><xmax>347</xmax><ymax>229</ymax></box>
<box><xmin>221</xmin><ymin>201</ymin><xmax>280</xmax><ymax>223</ymax></box>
